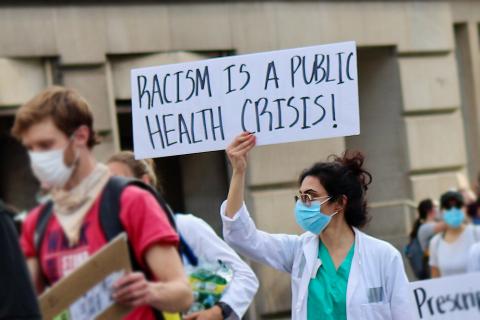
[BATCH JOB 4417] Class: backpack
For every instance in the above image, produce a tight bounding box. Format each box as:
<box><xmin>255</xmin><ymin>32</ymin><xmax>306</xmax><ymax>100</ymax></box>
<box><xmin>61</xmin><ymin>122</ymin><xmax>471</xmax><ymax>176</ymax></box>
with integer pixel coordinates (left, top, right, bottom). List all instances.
<box><xmin>34</xmin><ymin>176</ymin><xmax>180</xmax><ymax>320</ymax></box>
<box><xmin>404</xmin><ymin>237</ymin><xmax>430</xmax><ymax>280</ymax></box>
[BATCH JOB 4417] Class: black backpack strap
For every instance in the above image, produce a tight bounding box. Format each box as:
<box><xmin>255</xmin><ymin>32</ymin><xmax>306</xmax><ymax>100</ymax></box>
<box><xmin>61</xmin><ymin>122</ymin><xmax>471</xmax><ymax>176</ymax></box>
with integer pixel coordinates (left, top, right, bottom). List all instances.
<box><xmin>99</xmin><ymin>176</ymin><xmax>176</xmax><ymax>320</ymax></box>
<box><xmin>100</xmin><ymin>176</ymin><xmax>177</xmax><ymax>236</ymax></box>
<box><xmin>99</xmin><ymin>176</ymin><xmax>143</xmax><ymax>273</ymax></box>
<box><xmin>179</xmin><ymin>234</ymin><xmax>199</xmax><ymax>267</ymax></box>
<box><xmin>33</xmin><ymin>200</ymin><xmax>54</xmax><ymax>286</ymax></box>
<box><xmin>129</xmin><ymin>182</ymin><xmax>177</xmax><ymax>231</ymax></box>
<box><xmin>34</xmin><ymin>200</ymin><xmax>54</xmax><ymax>253</ymax></box>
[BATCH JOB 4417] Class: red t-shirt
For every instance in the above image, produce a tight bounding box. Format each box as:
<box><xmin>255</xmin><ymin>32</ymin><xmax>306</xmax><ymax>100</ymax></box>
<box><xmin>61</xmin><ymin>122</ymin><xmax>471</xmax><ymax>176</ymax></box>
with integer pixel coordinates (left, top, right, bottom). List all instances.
<box><xmin>21</xmin><ymin>186</ymin><xmax>179</xmax><ymax>320</ymax></box>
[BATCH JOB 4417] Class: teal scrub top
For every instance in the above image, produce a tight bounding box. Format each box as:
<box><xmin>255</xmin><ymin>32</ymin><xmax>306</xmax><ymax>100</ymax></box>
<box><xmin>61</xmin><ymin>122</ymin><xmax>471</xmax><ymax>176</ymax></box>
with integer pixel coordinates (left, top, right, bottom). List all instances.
<box><xmin>307</xmin><ymin>240</ymin><xmax>355</xmax><ymax>320</ymax></box>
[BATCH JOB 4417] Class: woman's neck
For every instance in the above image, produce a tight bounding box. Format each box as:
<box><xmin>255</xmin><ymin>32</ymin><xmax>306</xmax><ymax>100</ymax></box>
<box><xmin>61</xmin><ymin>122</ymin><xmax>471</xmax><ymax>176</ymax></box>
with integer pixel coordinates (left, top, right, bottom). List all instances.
<box><xmin>320</xmin><ymin>215</ymin><xmax>355</xmax><ymax>251</ymax></box>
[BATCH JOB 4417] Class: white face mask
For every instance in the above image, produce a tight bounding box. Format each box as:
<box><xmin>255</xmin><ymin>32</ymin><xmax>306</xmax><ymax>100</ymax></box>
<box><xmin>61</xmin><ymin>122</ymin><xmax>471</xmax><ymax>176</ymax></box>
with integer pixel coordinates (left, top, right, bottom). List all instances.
<box><xmin>28</xmin><ymin>145</ymin><xmax>77</xmax><ymax>188</ymax></box>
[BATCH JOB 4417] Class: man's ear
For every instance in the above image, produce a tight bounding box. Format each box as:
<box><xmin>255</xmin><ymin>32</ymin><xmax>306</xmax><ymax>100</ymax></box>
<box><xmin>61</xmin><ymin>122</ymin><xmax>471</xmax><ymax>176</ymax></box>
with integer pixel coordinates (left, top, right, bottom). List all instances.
<box><xmin>141</xmin><ymin>174</ymin><xmax>152</xmax><ymax>186</ymax></box>
<box><xmin>73</xmin><ymin>125</ymin><xmax>90</xmax><ymax>148</ymax></box>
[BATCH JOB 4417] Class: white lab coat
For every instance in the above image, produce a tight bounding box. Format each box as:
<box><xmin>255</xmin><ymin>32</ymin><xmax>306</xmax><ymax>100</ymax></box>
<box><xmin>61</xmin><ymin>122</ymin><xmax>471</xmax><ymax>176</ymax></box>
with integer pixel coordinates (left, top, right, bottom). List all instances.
<box><xmin>176</xmin><ymin>214</ymin><xmax>259</xmax><ymax>319</ymax></box>
<box><xmin>220</xmin><ymin>202</ymin><xmax>414</xmax><ymax>320</ymax></box>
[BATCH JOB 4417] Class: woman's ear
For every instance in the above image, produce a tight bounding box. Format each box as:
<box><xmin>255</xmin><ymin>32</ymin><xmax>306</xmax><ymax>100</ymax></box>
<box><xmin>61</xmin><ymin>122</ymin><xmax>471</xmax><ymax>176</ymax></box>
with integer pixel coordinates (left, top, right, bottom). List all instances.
<box><xmin>336</xmin><ymin>195</ymin><xmax>348</xmax><ymax>212</ymax></box>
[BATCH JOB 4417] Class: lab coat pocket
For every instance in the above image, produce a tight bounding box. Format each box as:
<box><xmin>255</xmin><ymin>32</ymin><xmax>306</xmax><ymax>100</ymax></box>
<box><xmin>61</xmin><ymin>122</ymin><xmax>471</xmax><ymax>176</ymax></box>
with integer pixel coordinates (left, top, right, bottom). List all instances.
<box><xmin>361</xmin><ymin>302</ymin><xmax>392</xmax><ymax>320</ymax></box>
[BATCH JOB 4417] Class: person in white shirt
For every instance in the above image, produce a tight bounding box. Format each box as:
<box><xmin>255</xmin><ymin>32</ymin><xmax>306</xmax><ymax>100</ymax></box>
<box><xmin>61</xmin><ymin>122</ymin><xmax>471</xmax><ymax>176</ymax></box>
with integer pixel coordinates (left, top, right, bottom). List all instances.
<box><xmin>221</xmin><ymin>132</ymin><xmax>414</xmax><ymax>320</ymax></box>
<box><xmin>108</xmin><ymin>151</ymin><xmax>259</xmax><ymax>320</ymax></box>
<box><xmin>429</xmin><ymin>190</ymin><xmax>480</xmax><ymax>277</ymax></box>
<box><xmin>468</xmin><ymin>242</ymin><xmax>480</xmax><ymax>272</ymax></box>
<box><xmin>175</xmin><ymin>214</ymin><xmax>259</xmax><ymax>320</ymax></box>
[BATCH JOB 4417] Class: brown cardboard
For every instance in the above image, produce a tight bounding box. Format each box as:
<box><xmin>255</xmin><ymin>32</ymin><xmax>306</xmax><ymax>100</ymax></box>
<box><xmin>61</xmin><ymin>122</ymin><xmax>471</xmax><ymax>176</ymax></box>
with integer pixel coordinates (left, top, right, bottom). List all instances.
<box><xmin>39</xmin><ymin>233</ymin><xmax>132</xmax><ymax>320</ymax></box>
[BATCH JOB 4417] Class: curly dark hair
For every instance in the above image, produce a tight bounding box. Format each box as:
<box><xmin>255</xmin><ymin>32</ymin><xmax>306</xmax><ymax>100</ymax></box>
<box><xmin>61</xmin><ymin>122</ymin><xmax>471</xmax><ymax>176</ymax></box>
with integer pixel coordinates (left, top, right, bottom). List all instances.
<box><xmin>298</xmin><ymin>150</ymin><xmax>372</xmax><ymax>228</ymax></box>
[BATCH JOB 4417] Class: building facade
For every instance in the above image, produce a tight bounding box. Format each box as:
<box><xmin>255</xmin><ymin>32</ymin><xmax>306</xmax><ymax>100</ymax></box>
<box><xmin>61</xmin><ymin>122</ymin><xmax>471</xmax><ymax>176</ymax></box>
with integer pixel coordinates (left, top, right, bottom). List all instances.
<box><xmin>1</xmin><ymin>1</ymin><xmax>480</xmax><ymax>318</ymax></box>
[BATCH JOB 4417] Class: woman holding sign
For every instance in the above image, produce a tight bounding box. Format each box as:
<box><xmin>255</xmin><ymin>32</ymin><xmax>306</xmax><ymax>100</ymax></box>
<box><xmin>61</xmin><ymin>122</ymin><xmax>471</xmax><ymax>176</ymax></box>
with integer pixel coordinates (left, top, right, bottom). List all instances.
<box><xmin>220</xmin><ymin>132</ymin><xmax>413</xmax><ymax>320</ymax></box>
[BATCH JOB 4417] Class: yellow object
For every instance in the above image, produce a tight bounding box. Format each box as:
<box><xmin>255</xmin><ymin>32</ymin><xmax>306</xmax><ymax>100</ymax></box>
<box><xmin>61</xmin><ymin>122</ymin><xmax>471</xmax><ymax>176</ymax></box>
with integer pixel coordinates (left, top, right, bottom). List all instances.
<box><xmin>163</xmin><ymin>312</ymin><xmax>181</xmax><ymax>320</ymax></box>
<box><xmin>189</xmin><ymin>277</ymin><xmax>226</xmax><ymax>295</ymax></box>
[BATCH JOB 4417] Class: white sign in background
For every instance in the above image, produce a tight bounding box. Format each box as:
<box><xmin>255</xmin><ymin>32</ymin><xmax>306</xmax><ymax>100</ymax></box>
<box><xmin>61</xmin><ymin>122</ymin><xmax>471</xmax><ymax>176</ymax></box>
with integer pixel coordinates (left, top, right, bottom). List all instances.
<box><xmin>131</xmin><ymin>41</ymin><xmax>359</xmax><ymax>159</ymax></box>
<box><xmin>409</xmin><ymin>272</ymin><xmax>480</xmax><ymax>320</ymax></box>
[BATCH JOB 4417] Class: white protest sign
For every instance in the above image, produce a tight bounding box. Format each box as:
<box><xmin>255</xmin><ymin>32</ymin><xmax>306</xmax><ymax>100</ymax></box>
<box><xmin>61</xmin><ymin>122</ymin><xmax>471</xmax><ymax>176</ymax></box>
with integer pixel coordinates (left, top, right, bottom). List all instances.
<box><xmin>410</xmin><ymin>273</ymin><xmax>480</xmax><ymax>320</ymax></box>
<box><xmin>131</xmin><ymin>41</ymin><xmax>359</xmax><ymax>159</ymax></box>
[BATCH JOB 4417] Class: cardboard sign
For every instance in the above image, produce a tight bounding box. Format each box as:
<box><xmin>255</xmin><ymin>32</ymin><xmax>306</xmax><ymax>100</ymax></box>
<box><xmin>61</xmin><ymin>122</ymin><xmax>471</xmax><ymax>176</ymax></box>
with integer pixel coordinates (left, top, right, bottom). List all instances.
<box><xmin>410</xmin><ymin>272</ymin><xmax>480</xmax><ymax>319</ymax></box>
<box><xmin>39</xmin><ymin>233</ymin><xmax>132</xmax><ymax>320</ymax></box>
<box><xmin>131</xmin><ymin>41</ymin><xmax>359</xmax><ymax>159</ymax></box>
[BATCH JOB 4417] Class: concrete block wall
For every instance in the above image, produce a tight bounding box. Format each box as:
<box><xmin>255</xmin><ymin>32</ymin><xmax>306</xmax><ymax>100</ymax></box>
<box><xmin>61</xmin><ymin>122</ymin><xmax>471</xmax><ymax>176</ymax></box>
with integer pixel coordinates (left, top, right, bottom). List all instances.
<box><xmin>0</xmin><ymin>58</ymin><xmax>48</xmax><ymax>210</ymax></box>
<box><xmin>399</xmin><ymin>54</ymin><xmax>461</xmax><ymax>112</ymax></box>
<box><xmin>399</xmin><ymin>51</ymin><xmax>467</xmax><ymax>205</ymax></box>
<box><xmin>451</xmin><ymin>1</ymin><xmax>480</xmax><ymax>187</ymax></box>
<box><xmin>0</xmin><ymin>59</ymin><xmax>47</xmax><ymax>106</ymax></box>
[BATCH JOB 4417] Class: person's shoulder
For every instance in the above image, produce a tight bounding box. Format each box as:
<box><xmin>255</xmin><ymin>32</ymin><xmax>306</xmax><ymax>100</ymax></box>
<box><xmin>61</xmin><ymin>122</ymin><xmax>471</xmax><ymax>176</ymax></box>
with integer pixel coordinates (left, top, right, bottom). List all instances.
<box><xmin>418</xmin><ymin>221</ymin><xmax>435</xmax><ymax>233</ymax></box>
<box><xmin>470</xmin><ymin>241</ymin><xmax>480</xmax><ymax>252</ymax></box>
<box><xmin>357</xmin><ymin>230</ymin><xmax>401</xmax><ymax>258</ymax></box>
<box><xmin>469</xmin><ymin>224</ymin><xmax>480</xmax><ymax>232</ymax></box>
<box><xmin>175</xmin><ymin>213</ymin><xmax>210</xmax><ymax>233</ymax></box>
<box><xmin>23</xmin><ymin>204</ymin><xmax>46</xmax><ymax>226</ymax></box>
<box><xmin>175</xmin><ymin>213</ymin><xmax>200</xmax><ymax>224</ymax></box>
<box><xmin>119</xmin><ymin>185</ymin><xmax>164</xmax><ymax>208</ymax></box>
<box><xmin>121</xmin><ymin>184</ymin><xmax>154</xmax><ymax>199</ymax></box>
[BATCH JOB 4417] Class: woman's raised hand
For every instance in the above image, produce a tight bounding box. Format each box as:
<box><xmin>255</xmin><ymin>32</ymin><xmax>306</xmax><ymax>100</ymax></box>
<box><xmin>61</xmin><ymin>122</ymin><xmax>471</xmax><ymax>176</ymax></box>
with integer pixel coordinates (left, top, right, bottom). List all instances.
<box><xmin>226</xmin><ymin>132</ymin><xmax>256</xmax><ymax>174</ymax></box>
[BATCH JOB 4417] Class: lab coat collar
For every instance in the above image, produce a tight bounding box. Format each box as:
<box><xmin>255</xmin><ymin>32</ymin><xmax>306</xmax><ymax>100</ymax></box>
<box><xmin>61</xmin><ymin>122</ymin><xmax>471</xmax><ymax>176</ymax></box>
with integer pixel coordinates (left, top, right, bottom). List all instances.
<box><xmin>297</xmin><ymin>232</ymin><xmax>319</xmax><ymax>305</ymax></box>
<box><xmin>296</xmin><ymin>228</ymin><xmax>363</xmax><ymax>316</ymax></box>
<box><xmin>347</xmin><ymin>227</ymin><xmax>363</xmax><ymax>306</ymax></box>
<box><xmin>302</xmin><ymin>232</ymin><xmax>319</xmax><ymax>277</ymax></box>
<box><xmin>297</xmin><ymin>228</ymin><xmax>363</xmax><ymax>303</ymax></box>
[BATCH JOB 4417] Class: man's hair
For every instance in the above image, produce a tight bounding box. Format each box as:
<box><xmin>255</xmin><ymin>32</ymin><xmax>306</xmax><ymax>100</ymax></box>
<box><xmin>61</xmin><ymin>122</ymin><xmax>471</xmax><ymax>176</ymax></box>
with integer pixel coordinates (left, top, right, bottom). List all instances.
<box><xmin>11</xmin><ymin>86</ymin><xmax>99</xmax><ymax>148</ymax></box>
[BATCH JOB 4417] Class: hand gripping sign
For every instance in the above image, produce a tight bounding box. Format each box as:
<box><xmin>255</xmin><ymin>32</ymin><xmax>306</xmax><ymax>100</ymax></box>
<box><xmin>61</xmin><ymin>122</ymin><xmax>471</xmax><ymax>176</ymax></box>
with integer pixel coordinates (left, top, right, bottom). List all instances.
<box><xmin>131</xmin><ymin>41</ymin><xmax>359</xmax><ymax>159</ymax></box>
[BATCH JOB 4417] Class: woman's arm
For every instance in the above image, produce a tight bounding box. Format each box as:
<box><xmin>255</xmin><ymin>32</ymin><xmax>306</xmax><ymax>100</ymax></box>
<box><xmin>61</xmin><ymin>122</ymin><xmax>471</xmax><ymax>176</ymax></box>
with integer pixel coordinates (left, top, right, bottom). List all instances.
<box><xmin>430</xmin><ymin>266</ymin><xmax>440</xmax><ymax>278</ymax></box>
<box><xmin>221</xmin><ymin>133</ymin><xmax>299</xmax><ymax>273</ymax></box>
<box><xmin>225</xmin><ymin>132</ymin><xmax>255</xmax><ymax>218</ymax></box>
<box><xmin>432</xmin><ymin>221</ymin><xmax>447</xmax><ymax>234</ymax></box>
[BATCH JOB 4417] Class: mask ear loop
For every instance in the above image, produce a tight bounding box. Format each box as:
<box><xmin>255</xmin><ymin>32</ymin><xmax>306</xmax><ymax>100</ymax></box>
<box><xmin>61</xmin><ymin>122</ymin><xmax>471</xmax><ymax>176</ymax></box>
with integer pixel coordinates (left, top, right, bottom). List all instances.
<box><xmin>319</xmin><ymin>197</ymin><xmax>339</xmax><ymax>218</ymax></box>
<box><xmin>328</xmin><ymin>196</ymin><xmax>347</xmax><ymax>218</ymax></box>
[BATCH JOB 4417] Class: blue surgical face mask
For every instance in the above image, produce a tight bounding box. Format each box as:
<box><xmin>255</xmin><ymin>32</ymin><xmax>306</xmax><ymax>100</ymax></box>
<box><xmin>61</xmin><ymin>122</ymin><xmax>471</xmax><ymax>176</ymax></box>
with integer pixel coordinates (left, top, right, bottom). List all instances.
<box><xmin>294</xmin><ymin>198</ymin><xmax>337</xmax><ymax>235</ymax></box>
<box><xmin>443</xmin><ymin>208</ymin><xmax>465</xmax><ymax>228</ymax></box>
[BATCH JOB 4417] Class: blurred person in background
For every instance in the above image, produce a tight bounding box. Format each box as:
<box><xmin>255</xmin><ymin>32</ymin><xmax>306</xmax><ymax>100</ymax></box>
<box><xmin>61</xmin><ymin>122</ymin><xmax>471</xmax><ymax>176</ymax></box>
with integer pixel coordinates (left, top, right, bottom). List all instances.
<box><xmin>108</xmin><ymin>151</ymin><xmax>259</xmax><ymax>320</ymax></box>
<box><xmin>406</xmin><ymin>199</ymin><xmax>445</xmax><ymax>279</ymax></box>
<box><xmin>12</xmin><ymin>86</ymin><xmax>192</xmax><ymax>319</ymax></box>
<box><xmin>415</xmin><ymin>199</ymin><xmax>445</xmax><ymax>252</ymax></box>
<box><xmin>429</xmin><ymin>190</ymin><xmax>480</xmax><ymax>278</ymax></box>
<box><xmin>467</xmin><ymin>173</ymin><xmax>480</xmax><ymax>225</ymax></box>
<box><xmin>467</xmin><ymin>240</ymin><xmax>480</xmax><ymax>272</ymax></box>
<box><xmin>0</xmin><ymin>200</ymin><xmax>41</xmax><ymax>320</ymax></box>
